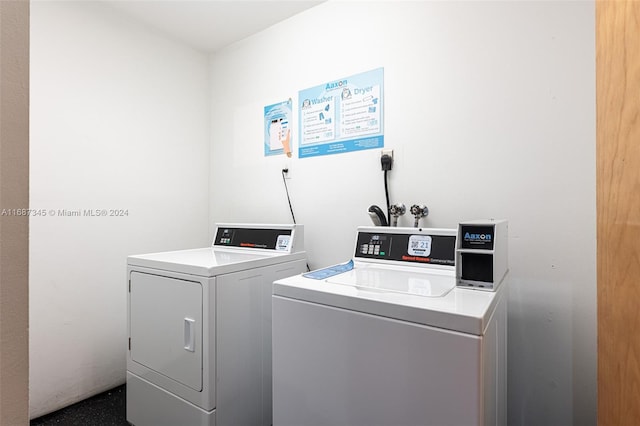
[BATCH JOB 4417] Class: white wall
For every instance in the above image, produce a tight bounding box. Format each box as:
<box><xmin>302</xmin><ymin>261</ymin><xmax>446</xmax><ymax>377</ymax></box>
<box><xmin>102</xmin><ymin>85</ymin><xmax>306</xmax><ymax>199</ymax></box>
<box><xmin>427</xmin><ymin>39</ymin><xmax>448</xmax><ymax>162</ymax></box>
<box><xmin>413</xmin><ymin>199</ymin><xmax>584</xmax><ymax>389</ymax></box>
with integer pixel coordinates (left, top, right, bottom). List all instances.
<box><xmin>209</xmin><ymin>1</ymin><xmax>595</xmax><ymax>425</ymax></box>
<box><xmin>29</xmin><ymin>1</ymin><xmax>210</xmax><ymax>418</ymax></box>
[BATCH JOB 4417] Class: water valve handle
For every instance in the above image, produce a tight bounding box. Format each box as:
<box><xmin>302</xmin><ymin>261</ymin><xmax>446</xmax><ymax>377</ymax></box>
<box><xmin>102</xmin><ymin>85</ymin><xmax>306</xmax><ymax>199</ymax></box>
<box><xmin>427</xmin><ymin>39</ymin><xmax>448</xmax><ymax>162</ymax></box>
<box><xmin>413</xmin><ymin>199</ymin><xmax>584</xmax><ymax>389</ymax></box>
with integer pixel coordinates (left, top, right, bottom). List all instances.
<box><xmin>410</xmin><ymin>204</ymin><xmax>429</xmax><ymax>227</ymax></box>
<box><xmin>389</xmin><ymin>203</ymin><xmax>406</xmax><ymax>227</ymax></box>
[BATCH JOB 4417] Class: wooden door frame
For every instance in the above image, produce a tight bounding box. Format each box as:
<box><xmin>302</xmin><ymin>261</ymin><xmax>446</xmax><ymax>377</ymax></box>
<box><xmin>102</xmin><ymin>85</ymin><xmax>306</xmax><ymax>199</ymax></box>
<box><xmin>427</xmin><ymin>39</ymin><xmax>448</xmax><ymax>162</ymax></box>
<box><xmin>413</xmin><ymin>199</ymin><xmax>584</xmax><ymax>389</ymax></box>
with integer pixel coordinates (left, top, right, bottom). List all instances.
<box><xmin>596</xmin><ymin>1</ymin><xmax>640</xmax><ymax>424</ymax></box>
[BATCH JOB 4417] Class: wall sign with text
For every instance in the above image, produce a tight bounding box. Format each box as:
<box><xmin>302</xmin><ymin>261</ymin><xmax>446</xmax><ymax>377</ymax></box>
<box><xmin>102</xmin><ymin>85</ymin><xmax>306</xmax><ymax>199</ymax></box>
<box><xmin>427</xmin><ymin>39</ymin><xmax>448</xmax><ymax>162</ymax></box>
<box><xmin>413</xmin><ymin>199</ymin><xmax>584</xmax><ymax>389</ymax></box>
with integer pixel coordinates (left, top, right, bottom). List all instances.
<box><xmin>298</xmin><ymin>68</ymin><xmax>384</xmax><ymax>158</ymax></box>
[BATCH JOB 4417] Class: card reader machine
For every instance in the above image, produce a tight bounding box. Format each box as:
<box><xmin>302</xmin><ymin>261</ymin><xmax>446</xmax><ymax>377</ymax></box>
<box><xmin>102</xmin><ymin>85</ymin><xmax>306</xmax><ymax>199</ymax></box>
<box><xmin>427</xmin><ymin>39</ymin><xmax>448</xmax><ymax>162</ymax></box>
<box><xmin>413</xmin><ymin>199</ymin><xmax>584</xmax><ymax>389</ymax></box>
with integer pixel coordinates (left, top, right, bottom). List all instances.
<box><xmin>456</xmin><ymin>219</ymin><xmax>508</xmax><ymax>291</ymax></box>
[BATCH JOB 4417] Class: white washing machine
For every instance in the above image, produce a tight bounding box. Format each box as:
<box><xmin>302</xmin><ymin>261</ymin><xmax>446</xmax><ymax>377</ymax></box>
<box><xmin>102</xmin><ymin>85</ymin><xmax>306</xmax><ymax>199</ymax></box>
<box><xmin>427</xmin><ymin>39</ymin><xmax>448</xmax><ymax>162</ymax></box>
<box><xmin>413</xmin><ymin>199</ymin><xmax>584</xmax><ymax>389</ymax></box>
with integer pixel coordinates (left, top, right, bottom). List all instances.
<box><xmin>272</xmin><ymin>226</ymin><xmax>507</xmax><ymax>426</ymax></box>
<box><xmin>127</xmin><ymin>223</ymin><xmax>306</xmax><ymax>426</ymax></box>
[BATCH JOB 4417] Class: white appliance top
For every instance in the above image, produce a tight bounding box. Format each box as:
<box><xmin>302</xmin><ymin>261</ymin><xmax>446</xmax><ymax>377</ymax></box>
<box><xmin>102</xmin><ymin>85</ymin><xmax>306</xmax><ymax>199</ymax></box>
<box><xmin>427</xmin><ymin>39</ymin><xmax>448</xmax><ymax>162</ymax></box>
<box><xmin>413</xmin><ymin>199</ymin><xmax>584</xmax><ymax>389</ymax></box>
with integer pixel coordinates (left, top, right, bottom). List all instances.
<box><xmin>326</xmin><ymin>263</ymin><xmax>455</xmax><ymax>298</ymax></box>
<box><xmin>128</xmin><ymin>223</ymin><xmax>305</xmax><ymax>277</ymax></box>
<box><xmin>129</xmin><ymin>247</ymin><xmax>305</xmax><ymax>277</ymax></box>
<box><xmin>272</xmin><ymin>226</ymin><xmax>503</xmax><ymax>335</ymax></box>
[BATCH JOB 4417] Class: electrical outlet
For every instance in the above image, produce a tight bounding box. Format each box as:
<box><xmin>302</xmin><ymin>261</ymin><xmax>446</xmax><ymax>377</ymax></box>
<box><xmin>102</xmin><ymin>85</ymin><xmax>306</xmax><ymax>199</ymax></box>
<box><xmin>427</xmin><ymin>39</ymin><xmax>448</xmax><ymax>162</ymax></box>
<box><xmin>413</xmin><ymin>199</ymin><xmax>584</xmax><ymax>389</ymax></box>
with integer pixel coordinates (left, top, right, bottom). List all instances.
<box><xmin>381</xmin><ymin>148</ymin><xmax>394</xmax><ymax>171</ymax></box>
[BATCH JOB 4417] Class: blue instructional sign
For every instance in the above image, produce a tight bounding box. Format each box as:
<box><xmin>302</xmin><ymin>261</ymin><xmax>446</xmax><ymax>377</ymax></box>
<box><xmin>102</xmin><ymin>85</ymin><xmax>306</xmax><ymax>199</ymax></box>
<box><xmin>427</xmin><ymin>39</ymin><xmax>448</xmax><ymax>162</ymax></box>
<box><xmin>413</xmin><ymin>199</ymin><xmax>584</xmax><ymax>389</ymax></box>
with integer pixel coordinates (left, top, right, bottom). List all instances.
<box><xmin>298</xmin><ymin>68</ymin><xmax>384</xmax><ymax>158</ymax></box>
<box><xmin>264</xmin><ymin>99</ymin><xmax>293</xmax><ymax>157</ymax></box>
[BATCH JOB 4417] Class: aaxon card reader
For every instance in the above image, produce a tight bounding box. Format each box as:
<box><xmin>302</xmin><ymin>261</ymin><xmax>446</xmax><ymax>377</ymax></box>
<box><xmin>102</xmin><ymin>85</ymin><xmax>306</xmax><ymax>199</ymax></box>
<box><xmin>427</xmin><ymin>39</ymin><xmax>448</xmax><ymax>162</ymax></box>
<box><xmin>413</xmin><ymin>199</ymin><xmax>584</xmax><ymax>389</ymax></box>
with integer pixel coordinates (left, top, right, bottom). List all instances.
<box><xmin>456</xmin><ymin>219</ymin><xmax>508</xmax><ymax>291</ymax></box>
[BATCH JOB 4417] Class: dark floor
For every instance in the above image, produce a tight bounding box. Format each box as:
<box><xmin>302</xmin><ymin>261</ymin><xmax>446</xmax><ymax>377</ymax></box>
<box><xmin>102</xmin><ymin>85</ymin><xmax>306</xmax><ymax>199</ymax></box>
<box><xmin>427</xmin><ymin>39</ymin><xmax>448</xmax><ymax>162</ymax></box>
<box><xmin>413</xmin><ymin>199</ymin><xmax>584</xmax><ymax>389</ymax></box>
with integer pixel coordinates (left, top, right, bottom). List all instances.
<box><xmin>30</xmin><ymin>385</ymin><xmax>128</xmax><ymax>426</ymax></box>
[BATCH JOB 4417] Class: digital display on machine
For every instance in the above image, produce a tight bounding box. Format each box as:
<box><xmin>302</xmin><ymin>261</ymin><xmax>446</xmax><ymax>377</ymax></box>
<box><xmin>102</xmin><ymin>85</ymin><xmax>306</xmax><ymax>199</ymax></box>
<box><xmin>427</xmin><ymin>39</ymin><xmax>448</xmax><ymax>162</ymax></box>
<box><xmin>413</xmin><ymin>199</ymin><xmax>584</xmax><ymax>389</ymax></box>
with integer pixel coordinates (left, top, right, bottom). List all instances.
<box><xmin>408</xmin><ymin>235</ymin><xmax>431</xmax><ymax>257</ymax></box>
<box><xmin>214</xmin><ymin>227</ymin><xmax>293</xmax><ymax>251</ymax></box>
<box><xmin>355</xmin><ymin>232</ymin><xmax>455</xmax><ymax>265</ymax></box>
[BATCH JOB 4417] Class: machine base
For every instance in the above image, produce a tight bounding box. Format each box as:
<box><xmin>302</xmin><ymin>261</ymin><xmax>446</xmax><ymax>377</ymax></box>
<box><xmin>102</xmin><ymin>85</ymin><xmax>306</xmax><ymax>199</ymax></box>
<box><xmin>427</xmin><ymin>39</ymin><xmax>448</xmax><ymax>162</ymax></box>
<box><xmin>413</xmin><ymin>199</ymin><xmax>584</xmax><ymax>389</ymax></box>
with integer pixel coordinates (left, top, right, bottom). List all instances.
<box><xmin>127</xmin><ymin>372</ymin><xmax>215</xmax><ymax>426</ymax></box>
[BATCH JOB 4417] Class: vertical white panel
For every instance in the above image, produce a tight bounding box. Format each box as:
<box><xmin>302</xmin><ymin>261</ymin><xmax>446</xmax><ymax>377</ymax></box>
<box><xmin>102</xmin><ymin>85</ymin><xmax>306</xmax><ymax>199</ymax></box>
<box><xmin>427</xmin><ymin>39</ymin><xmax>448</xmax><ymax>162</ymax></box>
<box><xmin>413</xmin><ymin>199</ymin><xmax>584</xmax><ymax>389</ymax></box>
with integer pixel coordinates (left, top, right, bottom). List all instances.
<box><xmin>29</xmin><ymin>1</ymin><xmax>210</xmax><ymax>417</ymax></box>
<box><xmin>216</xmin><ymin>269</ymin><xmax>265</xmax><ymax>426</ymax></box>
<box><xmin>273</xmin><ymin>296</ymin><xmax>483</xmax><ymax>426</ymax></box>
<box><xmin>215</xmin><ymin>260</ymin><xmax>306</xmax><ymax>426</ymax></box>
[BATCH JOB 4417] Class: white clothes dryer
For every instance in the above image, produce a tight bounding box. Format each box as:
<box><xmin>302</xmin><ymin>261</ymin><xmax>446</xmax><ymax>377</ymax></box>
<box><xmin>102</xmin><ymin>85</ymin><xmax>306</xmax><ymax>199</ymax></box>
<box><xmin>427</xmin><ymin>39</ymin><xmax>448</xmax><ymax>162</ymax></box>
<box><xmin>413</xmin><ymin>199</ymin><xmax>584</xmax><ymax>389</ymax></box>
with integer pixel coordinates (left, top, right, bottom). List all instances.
<box><xmin>272</xmin><ymin>226</ymin><xmax>506</xmax><ymax>426</ymax></box>
<box><xmin>127</xmin><ymin>223</ymin><xmax>306</xmax><ymax>426</ymax></box>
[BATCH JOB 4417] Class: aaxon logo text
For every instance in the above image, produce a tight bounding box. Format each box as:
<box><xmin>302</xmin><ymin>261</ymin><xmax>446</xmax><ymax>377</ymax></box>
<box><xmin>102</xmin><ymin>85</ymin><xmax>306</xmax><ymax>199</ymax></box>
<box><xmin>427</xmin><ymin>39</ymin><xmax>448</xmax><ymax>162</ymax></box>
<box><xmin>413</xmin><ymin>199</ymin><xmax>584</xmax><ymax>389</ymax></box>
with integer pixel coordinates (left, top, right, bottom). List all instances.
<box><xmin>325</xmin><ymin>80</ymin><xmax>347</xmax><ymax>90</ymax></box>
<box><xmin>464</xmin><ymin>232</ymin><xmax>492</xmax><ymax>241</ymax></box>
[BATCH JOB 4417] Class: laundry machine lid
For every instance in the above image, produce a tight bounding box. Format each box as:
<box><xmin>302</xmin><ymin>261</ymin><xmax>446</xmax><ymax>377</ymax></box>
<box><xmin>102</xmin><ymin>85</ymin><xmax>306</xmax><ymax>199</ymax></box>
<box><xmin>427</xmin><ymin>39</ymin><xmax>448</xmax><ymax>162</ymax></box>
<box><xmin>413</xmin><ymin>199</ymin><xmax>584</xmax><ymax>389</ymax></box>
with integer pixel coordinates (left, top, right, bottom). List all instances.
<box><xmin>273</xmin><ymin>265</ymin><xmax>502</xmax><ymax>336</ymax></box>
<box><xmin>325</xmin><ymin>265</ymin><xmax>455</xmax><ymax>298</ymax></box>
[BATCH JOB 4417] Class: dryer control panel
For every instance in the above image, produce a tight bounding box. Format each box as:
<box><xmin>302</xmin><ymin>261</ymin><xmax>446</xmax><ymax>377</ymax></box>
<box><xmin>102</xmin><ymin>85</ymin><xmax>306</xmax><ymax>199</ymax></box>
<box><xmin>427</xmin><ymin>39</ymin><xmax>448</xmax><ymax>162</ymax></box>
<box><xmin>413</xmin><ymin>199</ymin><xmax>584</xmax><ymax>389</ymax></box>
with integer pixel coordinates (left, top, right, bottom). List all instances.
<box><xmin>213</xmin><ymin>224</ymin><xmax>301</xmax><ymax>253</ymax></box>
<box><xmin>354</xmin><ymin>228</ymin><xmax>456</xmax><ymax>267</ymax></box>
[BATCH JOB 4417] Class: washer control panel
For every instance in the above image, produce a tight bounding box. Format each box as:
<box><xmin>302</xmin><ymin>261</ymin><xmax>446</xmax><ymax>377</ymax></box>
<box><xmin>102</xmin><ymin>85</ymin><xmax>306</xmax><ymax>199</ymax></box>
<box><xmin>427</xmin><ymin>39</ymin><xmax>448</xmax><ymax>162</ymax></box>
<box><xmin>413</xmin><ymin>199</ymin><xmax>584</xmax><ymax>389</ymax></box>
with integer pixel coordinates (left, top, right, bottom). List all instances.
<box><xmin>355</xmin><ymin>229</ymin><xmax>455</xmax><ymax>266</ymax></box>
